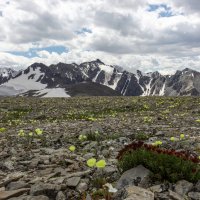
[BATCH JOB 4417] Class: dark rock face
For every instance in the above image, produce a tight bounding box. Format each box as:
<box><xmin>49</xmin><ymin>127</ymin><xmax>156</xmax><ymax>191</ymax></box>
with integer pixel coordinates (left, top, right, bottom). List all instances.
<box><xmin>64</xmin><ymin>82</ymin><xmax>121</xmax><ymax>97</ymax></box>
<box><xmin>49</xmin><ymin>63</ymin><xmax>85</xmax><ymax>85</ymax></box>
<box><xmin>0</xmin><ymin>60</ymin><xmax>200</xmax><ymax>96</ymax></box>
<box><xmin>126</xmin><ymin>76</ymin><xmax>143</xmax><ymax>96</ymax></box>
<box><xmin>165</xmin><ymin>68</ymin><xmax>200</xmax><ymax>96</ymax></box>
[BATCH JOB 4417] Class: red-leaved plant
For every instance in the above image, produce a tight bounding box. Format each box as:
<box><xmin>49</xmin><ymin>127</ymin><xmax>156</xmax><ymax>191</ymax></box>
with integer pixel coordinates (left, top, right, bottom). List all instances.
<box><xmin>117</xmin><ymin>141</ymin><xmax>200</xmax><ymax>183</ymax></box>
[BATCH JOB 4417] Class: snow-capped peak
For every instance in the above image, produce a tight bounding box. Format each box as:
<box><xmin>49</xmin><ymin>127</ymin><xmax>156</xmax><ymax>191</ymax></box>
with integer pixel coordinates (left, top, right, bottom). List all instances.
<box><xmin>0</xmin><ymin>61</ymin><xmax>200</xmax><ymax>97</ymax></box>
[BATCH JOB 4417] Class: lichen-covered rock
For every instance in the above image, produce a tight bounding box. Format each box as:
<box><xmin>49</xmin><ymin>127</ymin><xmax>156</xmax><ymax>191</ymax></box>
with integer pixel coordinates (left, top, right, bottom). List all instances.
<box><xmin>174</xmin><ymin>180</ymin><xmax>193</xmax><ymax>196</ymax></box>
<box><xmin>116</xmin><ymin>165</ymin><xmax>150</xmax><ymax>189</ymax></box>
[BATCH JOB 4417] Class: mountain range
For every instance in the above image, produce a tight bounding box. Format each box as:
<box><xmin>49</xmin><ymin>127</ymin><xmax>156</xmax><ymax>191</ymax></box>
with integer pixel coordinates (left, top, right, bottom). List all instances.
<box><xmin>0</xmin><ymin>59</ymin><xmax>200</xmax><ymax>97</ymax></box>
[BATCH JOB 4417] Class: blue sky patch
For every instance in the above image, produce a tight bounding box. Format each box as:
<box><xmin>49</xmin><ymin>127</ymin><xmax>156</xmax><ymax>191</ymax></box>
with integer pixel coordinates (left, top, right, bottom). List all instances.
<box><xmin>7</xmin><ymin>45</ymin><xmax>68</xmax><ymax>58</ymax></box>
<box><xmin>148</xmin><ymin>4</ymin><xmax>174</xmax><ymax>18</ymax></box>
<box><xmin>76</xmin><ymin>27</ymin><xmax>92</xmax><ymax>35</ymax></box>
<box><xmin>41</xmin><ymin>46</ymin><xmax>68</xmax><ymax>54</ymax></box>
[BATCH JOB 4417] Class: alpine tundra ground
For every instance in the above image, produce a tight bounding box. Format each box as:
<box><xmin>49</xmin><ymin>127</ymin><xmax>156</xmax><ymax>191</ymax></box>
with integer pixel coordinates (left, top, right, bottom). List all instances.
<box><xmin>0</xmin><ymin>97</ymin><xmax>200</xmax><ymax>199</ymax></box>
<box><xmin>1</xmin><ymin>97</ymin><xmax>200</xmax><ymax>140</ymax></box>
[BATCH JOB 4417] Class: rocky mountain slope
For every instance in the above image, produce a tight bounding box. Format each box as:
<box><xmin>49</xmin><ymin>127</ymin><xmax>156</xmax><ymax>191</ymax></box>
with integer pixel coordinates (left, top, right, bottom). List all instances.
<box><xmin>0</xmin><ymin>60</ymin><xmax>200</xmax><ymax>97</ymax></box>
<box><xmin>0</xmin><ymin>68</ymin><xmax>19</xmax><ymax>85</ymax></box>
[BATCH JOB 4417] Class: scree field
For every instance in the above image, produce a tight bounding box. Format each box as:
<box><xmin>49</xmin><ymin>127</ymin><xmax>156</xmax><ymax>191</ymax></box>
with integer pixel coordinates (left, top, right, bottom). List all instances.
<box><xmin>0</xmin><ymin>96</ymin><xmax>200</xmax><ymax>199</ymax></box>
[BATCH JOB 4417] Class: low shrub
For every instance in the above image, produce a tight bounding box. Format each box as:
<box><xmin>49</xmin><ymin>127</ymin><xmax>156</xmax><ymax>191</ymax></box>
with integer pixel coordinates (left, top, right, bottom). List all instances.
<box><xmin>117</xmin><ymin>141</ymin><xmax>200</xmax><ymax>183</ymax></box>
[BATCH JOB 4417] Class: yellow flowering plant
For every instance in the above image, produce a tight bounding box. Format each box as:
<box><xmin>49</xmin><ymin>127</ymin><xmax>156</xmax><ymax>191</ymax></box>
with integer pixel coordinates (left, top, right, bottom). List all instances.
<box><xmin>153</xmin><ymin>141</ymin><xmax>162</xmax><ymax>146</ymax></box>
<box><xmin>87</xmin><ymin>158</ymin><xmax>96</xmax><ymax>167</ymax></box>
<box><xmin>69</xmin><ymin>145</ymin><xmax>76</xmax><ymax>152</ymax></box>
<box><xmin>78</xmin><ymin>134</ymin><xmax>87</xmax><ymax>141</ymax></box>
<box><xmin>0</xmin><ymin>128</ymin><xmax>6</xmax><ymax>132</ymax></box>
<box><xmin>35</xmin><ymin>128</ymin><xmax>43</xmax><ymax>136</ymax></box>
<box><xmin>170</xmin><ymin>137</ymin><xmax>175</xmax><ymax>141</ymax></box>
<box><xmin>18</xmin><ymin>129</ymin><xmax>25</xmax><ymax>137</ymax></box>
<box><xmin>29</xmin><ymin>132</ymin><xmax>33</xmax><ymax>137</ymax></box>
<box><xmin>96</xmin><ymin>160</ymin><xmax>106</xmax><ymax>168</ymax></box>
<box><xmin>180</xmin><ymin>134</ymin><xmax>185</xmax><ymax>140</ymax></box>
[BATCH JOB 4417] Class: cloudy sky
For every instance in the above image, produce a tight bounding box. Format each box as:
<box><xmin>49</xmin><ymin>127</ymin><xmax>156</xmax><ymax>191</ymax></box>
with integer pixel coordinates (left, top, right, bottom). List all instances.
<box><xmin>0</xmin><ymin>0</ymin><xmax>200</xmax><ymax>74</ymax></box>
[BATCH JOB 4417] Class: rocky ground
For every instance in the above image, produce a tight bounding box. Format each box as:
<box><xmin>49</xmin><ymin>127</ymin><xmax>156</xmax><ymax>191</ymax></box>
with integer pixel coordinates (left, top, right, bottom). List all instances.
<box><xmin>0</xmin><ymin>96</ymin><xmax>200</xmax><ymax>200</ymax></box>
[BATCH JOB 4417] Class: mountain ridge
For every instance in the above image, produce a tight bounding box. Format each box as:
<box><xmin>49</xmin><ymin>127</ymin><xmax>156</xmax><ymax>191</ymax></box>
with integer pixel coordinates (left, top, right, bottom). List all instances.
<box><xmin>0</xmin><ymin>59</ymin><xmax>200</xmax><ymax>97</ymax></box>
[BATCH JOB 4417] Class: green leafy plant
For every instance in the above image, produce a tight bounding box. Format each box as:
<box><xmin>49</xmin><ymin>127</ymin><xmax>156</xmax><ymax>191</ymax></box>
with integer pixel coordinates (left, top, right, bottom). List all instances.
<box><xmin>92</xmin><ymin>177</ymin><xmax>107</xmax><ymax>189</ymax></box>
<box><xmin>143</xmin><ymin>116</ymin><xmax>153</xmax><ymax>124</ymax></box>
<box><xmin>86</xmin><ymin>130</ymin><xmax>101</xmax><ymax>141</ymax></box>
<box><xmin>117</xmin><ymin>141</ymin><xmax>200</xmax><ymax>183</ymax></box>
<box><xmin>0</xmin><ymin>127</ymin><xmax>6</xmax><ymax>132</ymax></box>
<box><xmin>79</xmin><ymin>134</ymin><xmax>87</xmax><ymax>142</ymax></box>
<box><xmin>135</xmin><ymin>132</ymin><xmax>149</xmax><ymax>140</ymax></box>
<box><xmin>17</xmin><ymin>128</ymin><xmax>47</xmax><ymax>148</ymax></box>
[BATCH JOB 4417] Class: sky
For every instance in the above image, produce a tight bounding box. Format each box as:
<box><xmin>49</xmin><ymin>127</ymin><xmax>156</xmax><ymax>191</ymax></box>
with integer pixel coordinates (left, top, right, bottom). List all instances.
<box><xmin>0</xmin><ymin>0</ymin><xmax>200</xmax><ymax>74</ymax></box>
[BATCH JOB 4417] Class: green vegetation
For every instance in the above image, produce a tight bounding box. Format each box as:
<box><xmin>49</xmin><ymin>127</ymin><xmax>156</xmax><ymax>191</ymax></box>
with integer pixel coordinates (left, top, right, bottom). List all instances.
<box><xmin>0</xmin><ymin>96</ymin><xmax>200</xmax><ymax>126</ymax></box>
<box><xmin>135</xmin><ymin>132</ymin><xmax>150</xmax><ymax>140</ymax></box>
<box><xmin>118</xmin><ymin>141</ymin><xmax>200</xmax><ymax>183</ymax></box>
<box><xmin>86</xmin><ymin>130</ymin><xmax>101</xmax><ymax>141</ymax></box>
<box><xmin>17</xmin><ymin>128</ymin><xmax>47</xmax><ymax>148</ymax></box>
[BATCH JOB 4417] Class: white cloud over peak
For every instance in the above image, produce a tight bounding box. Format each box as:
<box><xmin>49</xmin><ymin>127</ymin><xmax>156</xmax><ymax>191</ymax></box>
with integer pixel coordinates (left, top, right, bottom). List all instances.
<box><xmin>0</xmin><ymin>0</ymin><xmax>200</xmax><ymax>74</ymax></box>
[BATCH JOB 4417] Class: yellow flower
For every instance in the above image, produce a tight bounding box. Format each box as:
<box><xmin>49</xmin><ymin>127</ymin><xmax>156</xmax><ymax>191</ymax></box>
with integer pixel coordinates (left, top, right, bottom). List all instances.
<box><xmin>0</xmin><ymin>128</ymin><xmax>6</xmax><ymax>132</ymax></box>
<box><xmin>87</xmin><ymin>158</ymin><xmax>96</xmax><ymax>167</ymax></box>
<box><xmin>78</xmin><ymin>134</ymin><xmax>83</xmax><ymax>140</ymax></box>
<box><xmin>29</xmin><ymin>132</ymin><xmax>33</xmax><ymax>137</ymax></box>
<box><xmin>35</xmin><ymin>128</ymin><xmax>43</xmax><ymax>135</ymax></box>
<box><xmin>69</xmin><ymin>145</ymin><xmax>76</xmax><ymax>152</ymax></box>
<box><xmin>170</xmin><ymin>137</ymin><xmax>175</xmax><ymax>141</ymax></box>
<box><xmin>79</xmin><ymin>134</ymin><xmax>87</xmax><ymax>141</ymax></box>
<box><xmin>96</xmin><ymin>160</ymin><xmax>106</xmax><ymax>168</ymax></box>
<box><xmin>18</xmin><ymin>130</ymin><xmax>25</xmax><ymax>137</ymax></box>
<box><xmin>154</xmin><ymin>141</ymin><xmax>162</xmax><ymax>146</ymax></box>
<box><xmin>18</xmin><ymin>132</ymin><xmax>25</xmax><ymax>137</ymax></box>
<box><xmin>199</xmin><ymin>156</ymin><xmax>200</xmax><ymax>160</ymax></box>
<box><xmin>180</xmin><ymin>134</ymin><xmax>185</xmax><ymax>139</ymax></box>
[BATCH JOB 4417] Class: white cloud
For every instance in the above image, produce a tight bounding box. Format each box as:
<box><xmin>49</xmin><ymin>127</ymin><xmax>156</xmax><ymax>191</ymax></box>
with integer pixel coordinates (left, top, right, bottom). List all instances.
<box><xmin>0</xmin><ymin>0</ymin><xmax>200</xmax><ymax>74</ymax></box>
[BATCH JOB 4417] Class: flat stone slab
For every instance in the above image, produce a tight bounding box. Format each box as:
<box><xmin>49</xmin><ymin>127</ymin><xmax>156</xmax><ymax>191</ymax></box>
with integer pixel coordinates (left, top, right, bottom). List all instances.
<box><xmin>0</xmin><ymin>188</ymin><xmax>30</xmax><ymax>200</ymax></box>
<box><xmin>65</xmin><ymin>177</ymin><xmax>80</xmax><ymax>187</ymax></box>
<box><xmin>124</xmin><ymin>186</ymin><xmax>154</xmax><ymax>200</ymax></box>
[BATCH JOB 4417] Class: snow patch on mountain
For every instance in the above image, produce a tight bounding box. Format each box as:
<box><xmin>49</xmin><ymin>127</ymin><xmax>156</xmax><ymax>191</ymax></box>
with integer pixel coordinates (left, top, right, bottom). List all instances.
<box><xmin>109</xmin><ymin>74</ymin><xmax>122</xmax><ymax>90</ymax></box>
<box><xmin>159</xmin><ymin>82</ymin><xmax>166</xmax><ymax>96</ymax></box>
<box><xmin>11</xmin><ymin>67</ymin><xmax>46</xmax><ymax>90</ymax></box>
<box><xmin>142</xmin><ymin>79</ymin><xmax>152</xmax><ymax>96</ymax></box>
<box><xmin>98</xmin><ymin>64</ymin><xmax>114</xmax><ymax>74</ymax></box>
<box><xmin>121</xmin><ymin>74</ymin><xmax>131</xmax><ymax>95</ymax></box>
<box><xmin>0</xmin><ymin>67</ymin><xmax>47</xmax><ymax>94</ymax></box>
<box><xmin>0</xmin><ymin>70</ymin><xmax>9</xmax><ymax>77</ymax></box>
<box><xmin>35</xmin><ymin>88</ymin><xmax>70</xmax><ymax>98</ymax></box>
<box><xmin>0</xmin><ymin>85</ymin><xmax>22</xmax><ymax>96</ymax></box>
<box><xmin>93</xmin><ymin>70</ymin><xmax>102</xmax><ymax>82</ymax></box>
